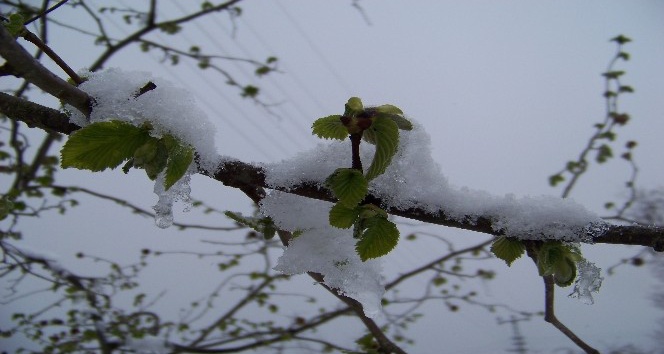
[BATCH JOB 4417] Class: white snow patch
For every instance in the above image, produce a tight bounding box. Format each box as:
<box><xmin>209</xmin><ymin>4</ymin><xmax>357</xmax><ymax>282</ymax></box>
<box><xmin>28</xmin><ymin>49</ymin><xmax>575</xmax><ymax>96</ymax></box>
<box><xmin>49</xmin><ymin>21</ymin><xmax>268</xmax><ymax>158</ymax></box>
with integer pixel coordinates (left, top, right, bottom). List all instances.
<box><xmin>65</xmin><ymin>68</ymin><xmax>222</xmax><ymax>227</ymax></box>
<box><xmin>125</xmin><ymin>336</ymin><xmax>171</xmax><ymax>354</ymax></box>
<box><xmin>261</xmin><ymin>192</ymin><xmax>384</xmax><ymax>318</ymax></box>
<box><xmin>264</xmin><ymin>120</ymin><xmax>607</xmax><ymax>242</ymax></box>
<box><xmin>67</xmin><ymin>68</ymin><xmax>221</xmax><ymax>172</ymax></box>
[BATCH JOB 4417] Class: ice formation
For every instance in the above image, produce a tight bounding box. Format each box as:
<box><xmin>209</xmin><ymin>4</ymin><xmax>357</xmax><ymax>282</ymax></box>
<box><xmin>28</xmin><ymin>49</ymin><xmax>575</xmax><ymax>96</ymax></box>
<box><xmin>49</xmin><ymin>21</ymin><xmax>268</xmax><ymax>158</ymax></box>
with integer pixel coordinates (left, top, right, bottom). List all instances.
<box><xmin>66</xmin><ymin>68</ymin><xmax>220</xmax><ymax>172</ymax></box>
<box><xmin>152</xmin><ymin>169</ymin><xmax>193</xmax><ymax>229</ymax></box>
<box><xmin>65</xmin><ymin>68</ymin><xmax>221</xmax><ymax>227</ymax></box>
<box><xmin>568</xmin><ymin>259</ymin><xmax>603</xmax><ymax>304</ymax></box>
<box><xmin>260</xmin><ymin>192</ymin><xmax>385</xmax><ymax>318</ymax></box>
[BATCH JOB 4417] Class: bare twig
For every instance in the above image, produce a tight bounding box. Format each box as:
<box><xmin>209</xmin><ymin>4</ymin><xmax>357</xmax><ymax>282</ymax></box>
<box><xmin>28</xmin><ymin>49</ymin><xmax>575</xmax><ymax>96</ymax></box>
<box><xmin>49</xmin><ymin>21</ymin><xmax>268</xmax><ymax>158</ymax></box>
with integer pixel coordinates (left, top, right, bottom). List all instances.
<box><xmin>542</xmin><ymin>275</ymin><xmax>600</xmax><ymax>354</ymax></box>
<box><xmin>0</xmin><ymin>25</ymin><xmax>91</xmax><ymax>115</ymax></box>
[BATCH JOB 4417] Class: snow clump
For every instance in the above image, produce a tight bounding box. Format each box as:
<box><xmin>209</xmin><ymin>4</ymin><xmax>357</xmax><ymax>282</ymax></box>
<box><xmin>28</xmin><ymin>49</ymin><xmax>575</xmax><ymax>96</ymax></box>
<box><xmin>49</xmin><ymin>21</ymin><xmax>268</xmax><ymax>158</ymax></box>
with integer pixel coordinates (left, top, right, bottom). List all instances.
<box><xmin>265</xmin><ymin>120</ymin><xmax>607</xmax><ymax>242</ymax></box>
<box><xmin>66</xmin><ymin>68</ymin><xmax>222</xmax><ymax>228</ymax></box>
<box><xmin>260</xmin><ymin>191</ymin><xmax>385</xmax><ymax>318</ymax></box>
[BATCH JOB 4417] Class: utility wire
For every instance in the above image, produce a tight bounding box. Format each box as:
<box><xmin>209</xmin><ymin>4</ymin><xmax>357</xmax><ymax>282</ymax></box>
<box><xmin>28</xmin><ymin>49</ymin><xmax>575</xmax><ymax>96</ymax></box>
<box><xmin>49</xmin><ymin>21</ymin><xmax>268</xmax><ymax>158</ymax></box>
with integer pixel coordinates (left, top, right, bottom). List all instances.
<box><xmin>274</xmin><ymin>1</ymin><xmax>354</xmax><ymax>94</ymax></box>
<box><xmin>88</xmin><ymin>0</ymin><xmax>279</xmax><ymax>160</ymax></box>
<box><xmin>169</xmin><ymin>1</ymin><xmax>308</xmax><ymax>152</ymax></box>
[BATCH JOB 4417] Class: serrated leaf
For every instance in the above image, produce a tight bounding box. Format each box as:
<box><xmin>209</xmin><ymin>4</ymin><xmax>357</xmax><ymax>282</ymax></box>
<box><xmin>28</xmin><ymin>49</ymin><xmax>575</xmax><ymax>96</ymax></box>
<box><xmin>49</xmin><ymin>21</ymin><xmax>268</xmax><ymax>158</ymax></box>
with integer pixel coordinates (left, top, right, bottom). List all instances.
<box><xmin>364</xmin><ymin>117</ymin><xmax>399</xmax><ymax>181</ymax></box>
<box><xmin>164</xmin><ymin>141</ymin><xmax>194</xmax><ymax>190</ymax></box>
<box><xmin>355</xmin><ymin>217</ymin><xmax>399</xmax><ymax>261</ymax></box>
<box><xmin>537</xmin><ymin>242</ymin><xmax>582</xmax><ymax>287</ymax></box>
<box><xmin>382</xmin><ymin>113</ymin><xmax>413</xmax><ymax>131</ymax></box>
<box><xmin>490</xmin><ymin>237</ymin><xmax>525</xmax><ymax>266</ymax></box>
<box><xmin>326</xmin><ymin>168</ymin><xmax>368</xmax><ymax>207</ymax></box>
<box><xmin>358</xmin><ymin>204</ymin><xmax>388</xmax><ymax>219</ymax></box>
<box><xmin>362</xmin><ymin>127</ymin><xmax>377</xmax><ymax>145</ymax></box>
<box><xmin>345</xmin><ymin>97</ymin><xmax>363</xmax><ymax>115</ymax></box>
<box><xmin>375</xmin><ymin>104</ymin><xmax>403</xmax><ymax>115</ymax></box>
<box><xmin>61</xmin><ymin>121</ymin><xmax>151</xmax><ymax>171</ymax></box>
<box><xmin>312</xmin><ymin>115</ymin><xmax>348</xmax><ymax>140</ymax></box>
<box><xmin>329</xmin><ymin>203</ymin><xmax>360</xmax><ymax>229</ymax></box>
<box><xmin>133</xmin><ymin>138</ymin><xmax>168</xmax><ymax>180</ymax></box>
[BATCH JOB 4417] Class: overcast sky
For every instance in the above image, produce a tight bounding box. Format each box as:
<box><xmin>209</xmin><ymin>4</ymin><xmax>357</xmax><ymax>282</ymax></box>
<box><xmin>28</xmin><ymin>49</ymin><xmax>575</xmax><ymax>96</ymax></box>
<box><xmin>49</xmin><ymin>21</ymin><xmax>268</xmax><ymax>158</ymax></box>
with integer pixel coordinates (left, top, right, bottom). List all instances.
<box><xmin>2</xmin><ymin>1</ymin><xmax>664</xmax><ymax>353</ymax></box>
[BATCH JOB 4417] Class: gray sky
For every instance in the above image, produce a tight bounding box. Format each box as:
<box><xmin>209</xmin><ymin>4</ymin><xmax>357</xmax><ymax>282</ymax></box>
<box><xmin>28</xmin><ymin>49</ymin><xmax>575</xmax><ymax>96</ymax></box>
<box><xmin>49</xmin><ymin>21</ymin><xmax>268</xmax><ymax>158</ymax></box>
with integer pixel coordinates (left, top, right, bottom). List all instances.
<box><xmin>2</xmin><ymin>1</ymin><xmax>664</xmax><ymax>353</ymax></box>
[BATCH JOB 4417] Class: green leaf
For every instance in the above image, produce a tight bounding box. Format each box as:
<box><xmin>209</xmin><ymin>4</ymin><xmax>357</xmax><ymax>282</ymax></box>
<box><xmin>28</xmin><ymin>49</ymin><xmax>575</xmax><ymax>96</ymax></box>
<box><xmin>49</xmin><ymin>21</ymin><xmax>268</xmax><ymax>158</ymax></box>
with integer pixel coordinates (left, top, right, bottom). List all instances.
<box><xmin>0</xmin><ymin>196</ymin><xmax>14</xmax><ymax>221</ymax></box>
<box><xmin>241</xmin><ymin>85</ymin><xmax>259</xmax><ymax>98</ymax></box>
<box><xmin>163</xmin><ymin>139</ymin><xmax>194</xmax><ymax>190</ymax></box>
<box><xmin>375</xmin><ymin>104</ymin><xmax>403</xmax><ymax>115</ymax></box>
<box><xmin>355</xmin><ymin>217</ymin><xmax>399</xmax><ymax>261</ymax></box>
<box><xmin>133</xmin><ymin>138</ymin><xmax>168</xmax><ymax>180</ymax></box>
<box><xmin>326</xmin><ymin>168</ymin><xmax>368</xmax><ymax>207</ymax></box>
<box><xmin>596</xmin><ymin>144</ymin><xmax>613</xmax><ymax>163</ymax></box>
<box><xmin>549</xmin><ymin>174</ymin><xmax>565</xmax><ymax>187</ymax></box>
<box><xmin>537</xmin><ymin>242</ymin><xmax>582</xmax><ymax>287</ymax></box>
<box><xmin>224</xmin><ymin>211</ymin><xmax>277</xmax><ymax>240</ymax></box>
<box><xmin>61</xmin><ymin>121</ymin><xmax>151</xmax><ymax>172</ymax></box>
<box><xmin>345</xmin><ymin>97</ymin><xmax>363</xmax><ymax>115</ymax></box>
<box><xmin>619</xmin><ymin>85</ymin><xmax>634</xmax><ymax>93</ymax></box>
<box><xmin>381</xmin><ymin>113</ymin><xmax>413</xmax><ymax>131</ymax></box>
<box><xmin>312</xmin><ymin>115</ymin><xmax>348</xmax><ymax>140</ymax></box>
<box><xmin>4</xmin><ymin>14</ymin><xmax>26</xmax><ymax>37</ymax></box>
<box><xmin>610</xmin><ymin>35</ymin><xmax>631</xmax><ymax>45</ymax></box>
<box><xmin>329</xmin><ymin>203</ymin><xmax>360</xmax><ymax>229</ymax></box>
<box><xmin>553</xmin><ymin>257</ymin><xmax>577</xmax><ymax>287</ymax></box>
<box><xmin>490</xmin><ymin>237</ymin><xmax>525</xmax><ymax>266</ymax></box>
<box><xmin>364</xmin><ymin>117</ymin><xmax>399</xmax><ymax>181</ymax></box>
<box><xmin>358</xmin><ymin>204</ymin><xmax>388</xmax><ymax>219</ymax></box>
<box><xmin>602</xmin><ymin>70</ymin><xmax>625</xmax><ymax>79</ymax></box>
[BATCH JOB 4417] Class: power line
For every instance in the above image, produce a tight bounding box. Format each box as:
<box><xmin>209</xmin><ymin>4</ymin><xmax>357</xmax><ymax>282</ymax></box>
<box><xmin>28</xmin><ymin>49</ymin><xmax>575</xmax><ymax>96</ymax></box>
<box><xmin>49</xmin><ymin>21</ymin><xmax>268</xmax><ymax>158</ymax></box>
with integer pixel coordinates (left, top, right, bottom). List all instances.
<box><xmin>273</xmin><ymin>1</ymin><xmax>354</xmax><ymax>94</ymax></box>
<box><xmin>169</xmin><ymin>1</ymin><xmax>309</xmax><ymax>152</ymax></box>
<box><xmin>87</xmin><ymin>0</ymin><xmax>280</xmax><ymax>160</ymax></box>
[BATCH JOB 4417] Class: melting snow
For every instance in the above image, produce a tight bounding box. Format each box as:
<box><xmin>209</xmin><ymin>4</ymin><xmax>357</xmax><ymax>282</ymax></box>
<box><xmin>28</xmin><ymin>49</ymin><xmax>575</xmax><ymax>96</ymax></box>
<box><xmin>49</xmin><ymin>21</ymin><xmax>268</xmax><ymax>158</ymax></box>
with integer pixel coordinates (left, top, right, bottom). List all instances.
<box><xmin>65</xmin><ymin>68</ymin><xmax>221</xmax><ymax>227</ymax></box>
<box><xmin>262</xmin><ymin>119</ymin><xmax>610</xmax><ymax>310</ymax></box>
<box><xmin>266</xmin><ymin>120</ymin><xmax>607</xmax><ymax>242</ymax></box>
<box><xmin>67</xmin><ymin>68</ymin><xmax>220</xmax><ymax>172</ymax></box>
<box><xmin>569</xmin><ymin>259</ymin><xmax>603</xmax><ymax>304</ymax></box>
<box><xmin>260</xmin><ymin>192</ymin><xmax>385</xmax><ymax>318</ymax></box>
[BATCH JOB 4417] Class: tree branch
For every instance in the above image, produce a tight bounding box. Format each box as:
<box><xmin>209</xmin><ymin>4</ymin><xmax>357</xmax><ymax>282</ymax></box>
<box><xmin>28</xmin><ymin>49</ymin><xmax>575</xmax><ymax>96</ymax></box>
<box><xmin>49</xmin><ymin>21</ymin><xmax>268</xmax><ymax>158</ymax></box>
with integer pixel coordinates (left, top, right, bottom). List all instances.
<box><xmin>0</xmin><ymin>25</ymin><xmax>91</xmax><ymax>116</ymax></box>
<box><xmin>1</xmin><ymin>98</ymin><xmax>663</xmax><ymax>251</ymax></box>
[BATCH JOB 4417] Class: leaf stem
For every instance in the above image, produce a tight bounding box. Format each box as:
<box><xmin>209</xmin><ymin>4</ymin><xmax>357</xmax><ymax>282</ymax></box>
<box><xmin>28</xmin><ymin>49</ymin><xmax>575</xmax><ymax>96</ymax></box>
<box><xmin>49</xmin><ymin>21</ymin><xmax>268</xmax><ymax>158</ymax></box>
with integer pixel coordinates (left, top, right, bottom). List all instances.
<box><xmin>350</xmin><ymin>133</ymin><xmax>363</xmax><ymax>171</ymax></box>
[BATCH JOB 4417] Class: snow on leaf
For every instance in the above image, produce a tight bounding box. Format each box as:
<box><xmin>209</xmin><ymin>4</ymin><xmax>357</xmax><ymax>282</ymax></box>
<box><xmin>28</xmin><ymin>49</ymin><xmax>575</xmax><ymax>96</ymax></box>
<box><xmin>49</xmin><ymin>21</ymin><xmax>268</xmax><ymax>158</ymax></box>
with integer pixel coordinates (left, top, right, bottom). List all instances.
<box><xmin>65</xmin><ymin>68</ymin><xmax>221</xmax><ymax>172</ymax></box>
<box><xmin>61</xmin><ymin>121</ymin><xmax>151</xmax><ymax>171</ymax></box>
<box><xmin>262</xmin><ymin>192</ymin><xmax>385</xmax><ymax>318</ymax></box>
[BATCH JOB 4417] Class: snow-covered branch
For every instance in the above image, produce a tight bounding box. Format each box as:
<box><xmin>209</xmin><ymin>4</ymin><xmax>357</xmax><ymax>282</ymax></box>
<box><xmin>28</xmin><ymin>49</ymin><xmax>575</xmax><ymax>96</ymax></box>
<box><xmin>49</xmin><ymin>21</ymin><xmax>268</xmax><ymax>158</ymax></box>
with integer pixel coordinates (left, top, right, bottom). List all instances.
<box><xmin>0</xmin><ymin>73</ymin><xmax>662</xmax><ymax>252</ymax></box>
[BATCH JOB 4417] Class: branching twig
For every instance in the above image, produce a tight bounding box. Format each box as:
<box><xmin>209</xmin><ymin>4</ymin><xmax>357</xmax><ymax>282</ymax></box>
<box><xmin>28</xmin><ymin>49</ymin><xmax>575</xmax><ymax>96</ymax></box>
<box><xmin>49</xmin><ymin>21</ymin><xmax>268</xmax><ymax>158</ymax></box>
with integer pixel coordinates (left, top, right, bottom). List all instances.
<box><xmin>0</xmin><ymin>25</ymin><xmax>91</xmax><ymax>115</ymax></box>
<box><xmin>542</xmin><ymin>275</ymin><xmax>600</xmax><ymax>354</ymax></box>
